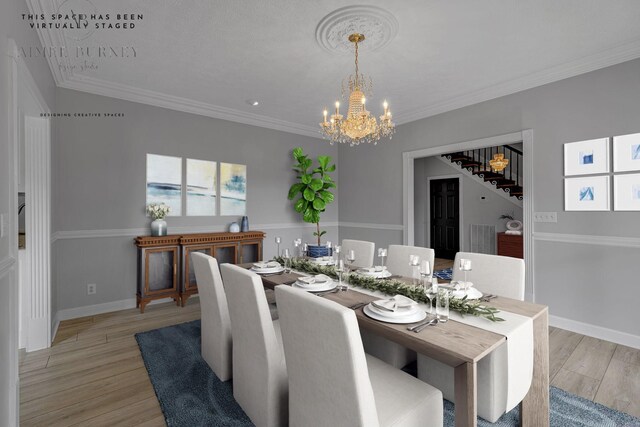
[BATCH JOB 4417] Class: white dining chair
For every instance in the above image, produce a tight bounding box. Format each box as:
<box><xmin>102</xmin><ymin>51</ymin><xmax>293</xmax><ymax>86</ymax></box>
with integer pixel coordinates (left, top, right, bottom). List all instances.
<box><xmin>360</xmin><ymin>245</ymin><xmax>434</xmax><ymax>369</ymax></box>
<box><xmin>341</xmin><ymin>239</ymin><xmax>375</xmax><ymax>268</ymax></box>
<box><xmin>220</xmin><ymin>264</ymin><xmax>288</xmax><ymax>427</ymax></box>
<box><xmin>386</xmin><ymin>245</ymin><xmax>435</xmax><ymax>280</ymax></box>
<box><xmin>451</xmin><ymin>252</ymin><xmax>525</xmax><ymax>300</ymax></box>
<box><xmin>417</xmin><ymin>251</ymin><xmax>526</xmax><ymax>422</ymax></box>
<box><xmin>191</xmin><ymin>253</ymin><xmax>232</xmax><ymax>381</ymax></box>
<box><xmin>275</xmin><ymin>285</ymin><xmax>443</xmax><ymax>427</ymax></box>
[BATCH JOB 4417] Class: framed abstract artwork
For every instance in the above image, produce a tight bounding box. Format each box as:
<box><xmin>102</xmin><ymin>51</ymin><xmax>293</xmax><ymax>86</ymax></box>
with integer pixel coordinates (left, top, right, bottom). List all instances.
<box><xmin>564</xmin><ymin>176</ymin><xmax>610</xmax><ymax>211</ymax></box>
<box><xmin>186</xmin><ymin>159</ymin><xmax>217</xmax><ymax>216</ymax></box>
<box><xmin>613</xmin><ymin>132</ymin><xmax>640</xmax><ymax>172</ymax></box>
<box><xmin>146</xmin><ymin>154</ymin><xmax>182</xmax><ymax>216</ymax></box>
<box><xmin>613</xmin><ymin>173</ymin><xmax>640</xmax><ymax>211</ymax></box>
<box><xmin>220</xmin><ymin>163</ymin><xmax>247</xmax><ymax>215</ymax></box>
<box><xmin>563</xmin><ymin>138</ymin><xmax>610</xmax><ymax>176</ymax></box>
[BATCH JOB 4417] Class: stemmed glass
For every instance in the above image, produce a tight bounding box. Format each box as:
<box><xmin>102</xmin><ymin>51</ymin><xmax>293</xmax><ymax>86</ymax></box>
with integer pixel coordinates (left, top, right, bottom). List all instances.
<box><xmin>378</xmin><ymin>248</ymin><xmax>387</xmax><ymax>268</ymax></box>
<box><xmin>459</xmin><ymin>258</ymin><xmax>472</xmax><ymax>291</ymax></box>
<box><xmin>333</xmin><ymin>245</ymin><xmax>341</xmax><ymax>263</ymax></box>
<box><xmin>275</xmin><ymin>237</ymin><xmax>281</xmax><ymax>259</ymax></box>
<box><xmin>293</xmin><ymin>238</ymin><xmax>302</xmax><ymax>259</ymax></box>
<box><xmin>424</xmin><ymin>278</ymin><xmax>438</xmax><ymax>315</ymax></box>
<box><xmin>302</xmin><ymin>243</ymin><xmax>308</xmax><ymax>259</ymax></box>
<box><xmin>326</xmin><ymin>241</ymin><xmax>332</xmax><ymax>257</ymax></box>
<box><xmin>346</xmin><ymin>250</ymin><xmax>356</xmax><ymax>272</ymax></box>
<box><xmin>282</xmin><ymin>249</ymin><xmax>291</xmax><ymax>273</ymax></box>
<box><xmin>409</xmin><ymin>255</ymin><xmax>420</xmax><ymax>285</ymax></box>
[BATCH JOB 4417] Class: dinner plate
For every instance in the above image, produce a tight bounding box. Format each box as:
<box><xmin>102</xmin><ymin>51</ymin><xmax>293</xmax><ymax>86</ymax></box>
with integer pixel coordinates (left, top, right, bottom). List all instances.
<box><xmin>355</xmin><ymin>269</ymin><xmax>392</xmax><ymax>279</ymax></box>
<box><xmin>251</xmin><ymin>266</ymin><xmax>285</xmax><ymax>274</ymax></box>
<box><xmin>368</xmin><ymin>303</ymin><xmax>420</xmax><ymax>318</ymax></box>
<box><xmin>292</xmin><ymin>281</ymin><xmax>337</xmax><ymax>293</ymax></box>
<box><xmin>451</xmin><ymin>287</ymin><xmax>483</xmax><ymax>300</ymax></box>
<box><xmin>363</xmin><ymin>304</ymin><xmax>427</xmax><ymax>324</ymax></box>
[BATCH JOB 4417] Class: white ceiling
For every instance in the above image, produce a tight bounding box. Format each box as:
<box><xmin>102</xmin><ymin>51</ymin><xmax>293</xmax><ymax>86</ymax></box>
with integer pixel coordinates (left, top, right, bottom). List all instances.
<box><xmin>30</xmin><ymin>0</ymin><xmax>640</xmax><ymax>137</ymax></box>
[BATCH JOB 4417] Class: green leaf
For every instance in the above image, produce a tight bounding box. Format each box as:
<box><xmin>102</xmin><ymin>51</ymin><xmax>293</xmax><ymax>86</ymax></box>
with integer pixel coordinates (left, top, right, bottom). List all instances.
<box><xmin>317</xmin><ymin>155</ymin><xmax>330</xmax><ymax>170</ymax></box>
<box><xmin>303</xmin><ymin>187</ymin><xmax>315</xmax><ymax>201</ymax></box>
<box><xmin>323</xmin><ymin>182</ymin><xmax>337</xmax><ymax>189</ymax></box>
<box><xmin>302</xmin><ymin>158</ymin><xmax>313</xmax><ymax>170</ymax></box>
<box><xmin>312</xmin><ymin>197</ymin><xmax>326</xmax><ymax>210</ymax></box>
<box><xmin>326</xmin><ymin>164</ymin><xmax>336</xmax><ymax>172</ymax></box>
<box><xmin>301</xmin><ymin>174</ymin><xmax>312</xmax><ymax>184</ymax></box>
<box><xmin>323</xmin><ymin>175</ymin><xmax>334</xmax><ymax>182</ymax></box>
<box><xmin>309</xmin><ymin>178</ymin><xmax>323</xmax><ymax>191</ymax></box>
<box><xmin>303</xmin><ymin>208</ymin><xmax>320</xmax><ymax>224</ymax></box>
<box><xmin>288</xmin><ymin>183</ymin><xmax>305</xmax><ymax>200</ymax></box>
<box><xmin>292</xmin><ymin>147</ymin><xmax>303</xmax><ymax>160</ymax></box>
<box><xmin>319</xmin><ymin>190</ymin><xmax>334</xmax><ymax>203</ymax></box>
<box><xmin>294</xmin><ymin>198</ymin><xmax>307</xmax><ymax>213</ymax></box>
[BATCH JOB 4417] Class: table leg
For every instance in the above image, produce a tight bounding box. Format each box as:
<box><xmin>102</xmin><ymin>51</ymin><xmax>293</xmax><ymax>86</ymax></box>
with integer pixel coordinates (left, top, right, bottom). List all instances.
<box><xmin>520</xmin><ymin>308</ymin><xmax>549</xmax><ymax>426</ymax></box>
<box><xmin>454</xmin><ymin>361</ymin><xmax>477</xmax><ymax>427</ymax></box>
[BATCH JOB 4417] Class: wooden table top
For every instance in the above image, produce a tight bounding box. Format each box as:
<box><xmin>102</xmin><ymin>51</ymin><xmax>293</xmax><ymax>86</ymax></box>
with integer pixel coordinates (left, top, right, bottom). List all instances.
<box><xmin>242</xmin><ymin>265</ymin><xmax>546</xmax><ymax>366</ymax></box>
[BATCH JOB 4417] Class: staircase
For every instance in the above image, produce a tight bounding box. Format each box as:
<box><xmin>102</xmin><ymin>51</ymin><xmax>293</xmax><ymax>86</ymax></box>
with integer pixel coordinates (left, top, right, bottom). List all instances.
<box><xmin>441</xmin><ymin>145</ymin><xmax>523</xmax><ymax>200</ymax></box>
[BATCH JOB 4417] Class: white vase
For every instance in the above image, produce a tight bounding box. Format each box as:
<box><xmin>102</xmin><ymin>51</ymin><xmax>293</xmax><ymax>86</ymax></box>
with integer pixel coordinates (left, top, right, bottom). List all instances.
<box><xmin>151</xmin><ymin>219</ymin><xmax>167</xmax><ymax>236</ymax></box>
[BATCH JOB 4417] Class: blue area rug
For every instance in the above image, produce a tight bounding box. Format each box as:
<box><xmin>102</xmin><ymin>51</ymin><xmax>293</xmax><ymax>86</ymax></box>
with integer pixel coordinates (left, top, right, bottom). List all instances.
<box><xmin>434</xmin><ymin>267</ymin><xmax>453</xmax><ymax>281</ymax></box>
<box><xmin>137</xmin><ymin>320</ymin><xmax>640</xmax><ymax>427</ymax></box>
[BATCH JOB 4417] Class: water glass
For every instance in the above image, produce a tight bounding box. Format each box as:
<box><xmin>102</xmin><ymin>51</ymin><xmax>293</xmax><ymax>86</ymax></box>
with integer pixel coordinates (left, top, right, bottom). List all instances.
<box><xmin>409</xmin><ymin>255</ymin><xmax>420</xmax><ymax>285</ymax></box>
<box><xmin>420</xmin><ymin>260</ymin><xmax>431</xmax><ymax>283</ymax></box>
<box><xmin>424</xmin><ymin>281</ymin><xmax>437</xmax><ymax>315</ymax></box>
<box><xmin>336</xmin><ymin>260</ymin><xmax>346</xmax><ymax>291</ymax></box>
<box><xmin>436</xmin><ymin>288</ymin><xmax>450</xmax><ymax>323</ymax></box>
<box><xmin>282</xmin><ymin>249</ymin><xmax>291</xmax><ymax>273</ymax></box>
<box><xmin>302</xmin><ymin>243</ymin><xmax>308</xmax><ymax>258</ymax></box>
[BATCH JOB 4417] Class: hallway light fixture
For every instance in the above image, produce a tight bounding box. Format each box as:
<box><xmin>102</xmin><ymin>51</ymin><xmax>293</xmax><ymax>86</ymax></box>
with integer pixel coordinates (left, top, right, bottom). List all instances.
<box><xmin>489</xmin><ymin>152</ymin><xmax>509</xmax><ymax>172</ymax></box>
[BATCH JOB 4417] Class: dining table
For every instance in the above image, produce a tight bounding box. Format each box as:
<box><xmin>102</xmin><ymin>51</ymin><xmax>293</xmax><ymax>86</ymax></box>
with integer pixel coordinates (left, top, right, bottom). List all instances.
<box><xmin>241</xmin><ymin>264</ymin><xmax>549</xmax><ymax>427</ymax></box>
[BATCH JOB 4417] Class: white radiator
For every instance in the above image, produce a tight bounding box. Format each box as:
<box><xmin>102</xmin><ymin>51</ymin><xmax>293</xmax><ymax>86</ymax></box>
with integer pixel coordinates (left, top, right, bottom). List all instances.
<box><xmin>469</xmin><ymin>224</ymin><xmax>496</xmax><ymax>254</ymax></box>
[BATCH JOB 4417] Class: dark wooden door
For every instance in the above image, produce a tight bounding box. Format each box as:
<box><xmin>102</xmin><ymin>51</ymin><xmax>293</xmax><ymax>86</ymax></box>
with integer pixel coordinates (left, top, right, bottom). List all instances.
<box><xmin>430</xmin><ymin>178</ymin><xmax>460</xmax><ymax>259</ymax></box>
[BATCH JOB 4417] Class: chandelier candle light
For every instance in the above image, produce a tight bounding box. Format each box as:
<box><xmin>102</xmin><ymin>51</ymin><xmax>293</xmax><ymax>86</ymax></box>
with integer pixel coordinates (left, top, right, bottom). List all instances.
<box><xmin>320</xmin><ymin>33</ymin><xmax>395</xmax><ymax>146</ymax></box>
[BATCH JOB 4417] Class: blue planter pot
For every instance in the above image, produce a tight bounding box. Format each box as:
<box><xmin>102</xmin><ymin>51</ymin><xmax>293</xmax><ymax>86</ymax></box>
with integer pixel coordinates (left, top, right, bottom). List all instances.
<box><xmin>308</xmin><ymin>245</ymin><xmax>330</xmax><ymax>258</ymax></box>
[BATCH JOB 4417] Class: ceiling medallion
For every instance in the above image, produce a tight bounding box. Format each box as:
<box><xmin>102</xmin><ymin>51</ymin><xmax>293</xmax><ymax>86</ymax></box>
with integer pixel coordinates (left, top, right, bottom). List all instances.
<box><xmin>315</xmin><ymin>5</ymin><xmax>399</xmax><ymax>55</ymax></box>
<box><xmin>319</xmin><ymin>33</ymin><xmax>395</xmax><ymax>146</ymax></box>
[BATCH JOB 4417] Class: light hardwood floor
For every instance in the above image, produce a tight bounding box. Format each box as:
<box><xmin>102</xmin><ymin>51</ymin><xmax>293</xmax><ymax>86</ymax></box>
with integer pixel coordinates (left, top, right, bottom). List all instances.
<box><xmin>20</xmin><ymin>299</ymin><xmax>639</xmax><ymax>425</ymax></box>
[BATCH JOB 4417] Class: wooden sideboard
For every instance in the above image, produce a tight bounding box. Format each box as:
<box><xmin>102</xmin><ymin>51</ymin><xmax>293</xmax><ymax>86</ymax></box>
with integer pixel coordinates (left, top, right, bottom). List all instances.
<box><xmin>496</xmin><ymin>232</ymin><xmax>523</xmax><ymax>259</ymax></box>
<box><xmin>135</xmin><ymin>231</ymin><xmax>265</xmax><ymax>312</ymax></box>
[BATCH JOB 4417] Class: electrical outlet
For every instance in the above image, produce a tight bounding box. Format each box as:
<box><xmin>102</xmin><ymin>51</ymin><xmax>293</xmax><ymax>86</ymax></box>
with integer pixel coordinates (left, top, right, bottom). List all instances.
<box><xmin>534</xmin><ymin>212</ymin><xmax>557</xmax><ymax>223</ymax></box>
<box><xmin>87</xmin><ymin>283</ymin><xmax>97</xmax><ymax>295</ymax></box>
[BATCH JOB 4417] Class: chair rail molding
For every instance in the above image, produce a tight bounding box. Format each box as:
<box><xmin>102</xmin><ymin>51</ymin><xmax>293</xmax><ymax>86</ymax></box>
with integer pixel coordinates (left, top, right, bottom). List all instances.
<box><xmin>533</xmin><ymin>232</ymin><xmax>640</xmax><ymax>248</ymax></box>
<box><xmin>403</xmin><ymin>130</ymin><xmax>534</xmax><ymax>299</ymax></box>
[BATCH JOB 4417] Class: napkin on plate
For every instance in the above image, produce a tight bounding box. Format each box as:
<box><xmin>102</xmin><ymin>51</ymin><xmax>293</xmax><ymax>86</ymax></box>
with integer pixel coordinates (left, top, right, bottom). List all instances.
<box><xmin>371</xmin><ymin>295</ymin><xmax>417</xmax><ymax>312</ymax></box>
<box><xmin>253</xmin><ymin>261</ymin><xmax>280</xmax><ymax>269</ymax></box>
<box><xmin>298</xmin><ymin>274</ymin><xmax>331</xmax><ymax>285</ymax></box>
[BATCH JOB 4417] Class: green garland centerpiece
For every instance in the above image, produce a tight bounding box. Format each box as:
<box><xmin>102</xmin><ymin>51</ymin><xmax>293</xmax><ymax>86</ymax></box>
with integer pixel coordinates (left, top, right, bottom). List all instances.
<box><xmin>275</xmin><ymin>257</ymin><xmax>503</xmax><ymax>322</ymax></box>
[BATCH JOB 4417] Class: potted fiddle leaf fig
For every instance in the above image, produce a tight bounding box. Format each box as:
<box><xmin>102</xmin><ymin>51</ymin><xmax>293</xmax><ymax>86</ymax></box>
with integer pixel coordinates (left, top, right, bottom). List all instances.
<box><xmin>288</xmin><ymin>147</ymin><xmax>336</xmax><ymax>257</ymax></box>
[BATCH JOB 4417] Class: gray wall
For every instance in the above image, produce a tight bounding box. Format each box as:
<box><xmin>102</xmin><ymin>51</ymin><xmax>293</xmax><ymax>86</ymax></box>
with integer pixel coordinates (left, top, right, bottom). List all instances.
<box><xmin>0</xmin><ymin>0</ymin><xmax>56</xmax><ymax>423</ymax></box>
<box><xmin>413</xmin><ymin>156</ymin><xmax>523</xmax><ymax>251</ymax></box>
<box><xmin>53</xmin><ymin>88</ymin><xmax>339</xmax><ymax>311</ymax></box>
<box><xmin>339</xmin><ymin>58</ymin><xmax>640</xmax><ymax>337</ymax></box>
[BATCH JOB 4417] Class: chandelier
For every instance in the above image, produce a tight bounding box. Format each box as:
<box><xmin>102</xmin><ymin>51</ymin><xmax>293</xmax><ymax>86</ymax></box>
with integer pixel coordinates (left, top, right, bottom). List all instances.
<box><xmin>320</xmin><ymin>33</ymin><xmax>395</xmax><ymax>146</ymax></box>
<box><xmin>489</xmin><ymin>152</ymin><xmax>509</xmax><ymax>172</ymax></box>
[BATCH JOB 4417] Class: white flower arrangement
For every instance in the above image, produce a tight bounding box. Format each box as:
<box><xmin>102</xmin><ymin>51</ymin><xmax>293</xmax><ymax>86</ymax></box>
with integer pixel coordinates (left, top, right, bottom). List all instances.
<box><xmin>147</xmin><ymin>203</ymin><xmax>170</xmax><ymax>220</ymax></box>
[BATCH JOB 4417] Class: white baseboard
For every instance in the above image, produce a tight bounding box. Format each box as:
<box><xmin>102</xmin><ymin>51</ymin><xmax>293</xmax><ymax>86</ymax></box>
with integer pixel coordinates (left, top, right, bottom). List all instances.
<box><xmin>550</xmin><ymin>314</ymin><xmax>640</xmax><ymax>349</ymax></box>
<box><xmin>55</xmin><ymin>295</ymin><xmax>200</xmax><ymax>322</ymax></box>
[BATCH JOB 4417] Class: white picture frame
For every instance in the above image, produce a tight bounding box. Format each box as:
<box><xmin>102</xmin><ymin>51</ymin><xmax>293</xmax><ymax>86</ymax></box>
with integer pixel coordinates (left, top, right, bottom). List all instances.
<box><xmin>563</xmin><ymin>138</ymin><xmax>610</xmax><ymax>176</ymax></box>
<box><xmin>613</xmin><ymin>132</ymin><xmax>640</xmax><ymax>172</ymax></box>
<box><xmin>564</xmin><ymin>176</ymin><xmax>610</xmax><ymax>211</ymax></box>
<box><xmin>613</xmin><ymin>173</ymin><xmax>640</xmax><ymax>211</ymax></box>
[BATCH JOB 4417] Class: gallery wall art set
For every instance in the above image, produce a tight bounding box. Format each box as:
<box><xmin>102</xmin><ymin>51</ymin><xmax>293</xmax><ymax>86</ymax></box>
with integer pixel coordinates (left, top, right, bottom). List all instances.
<box><xmin>146</xmin><ymin>153</ymin><xmax>246</xmax><ymax>216</ymax></box>
<box><xmin>564</xmin><ymin>133</ymin><xmax>640</xmax><ymax>211</ymax></box>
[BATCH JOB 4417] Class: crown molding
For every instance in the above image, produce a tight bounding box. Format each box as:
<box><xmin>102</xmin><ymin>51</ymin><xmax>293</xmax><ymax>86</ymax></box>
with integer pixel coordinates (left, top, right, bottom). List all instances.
<box><xmin>59</xmin><ymin>74</ymin><xmax>323</xmax><ymax>139</ymax></box>
<box><xmin>394</xmin><ymin>38</ymin><xmax>640</xmax><ymax>125</ymax></box>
